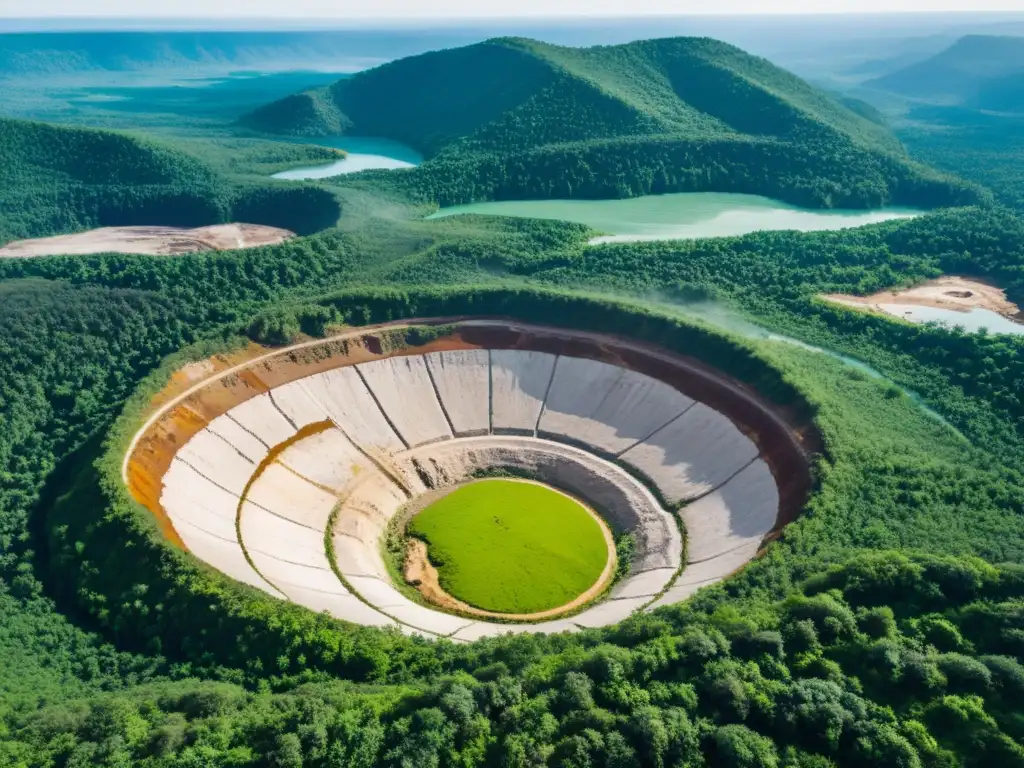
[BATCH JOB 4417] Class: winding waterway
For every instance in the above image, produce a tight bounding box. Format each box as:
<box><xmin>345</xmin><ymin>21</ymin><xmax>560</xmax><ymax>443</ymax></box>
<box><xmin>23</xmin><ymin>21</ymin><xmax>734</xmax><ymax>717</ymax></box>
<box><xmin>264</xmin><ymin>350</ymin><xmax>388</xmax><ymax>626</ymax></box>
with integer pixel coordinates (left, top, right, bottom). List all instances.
<box><xmin>428</xmin><ymin>192</ymin><xmax>920</xmax><ymax>243</ymax></box>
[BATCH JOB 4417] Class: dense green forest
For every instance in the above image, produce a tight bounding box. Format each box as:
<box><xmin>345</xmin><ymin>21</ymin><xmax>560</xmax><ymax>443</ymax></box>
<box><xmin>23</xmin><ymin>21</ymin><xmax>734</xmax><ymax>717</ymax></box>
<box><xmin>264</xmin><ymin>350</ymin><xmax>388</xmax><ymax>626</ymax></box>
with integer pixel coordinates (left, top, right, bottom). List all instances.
<box><xmin>242</xmin><ymin>37</ymin><xmax>981</xmax><ymax>210</ymax></box>
<box><xmin>859</xmin><ymin>35</ymin><xmax>1024</xmax><ymax>217</ymax></box>
<box><xmin>4</xmin><ymin>195</ymin><xmax>1024</xmax><ymax>764</ymax></box>
<box><xmin>0</xmin><ymin>117</ymin><xmax>343</xmax><ymax>242</ymax></box>
<box><xmin>898</xmin><ymin>108</ymin><xmax>1024</xmax><ymax>213</ymax></box>
<box><xmin>5</xmin><ymin>27</ymin><xmax>1024</xmax><ymax>768</ymax></box>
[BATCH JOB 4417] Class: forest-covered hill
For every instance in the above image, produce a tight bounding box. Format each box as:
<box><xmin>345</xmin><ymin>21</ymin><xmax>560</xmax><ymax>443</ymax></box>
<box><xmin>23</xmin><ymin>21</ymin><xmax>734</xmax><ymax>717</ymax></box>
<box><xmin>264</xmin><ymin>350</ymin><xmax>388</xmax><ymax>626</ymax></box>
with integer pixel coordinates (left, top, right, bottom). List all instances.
<box><xmin>244</xmin><ymin>36</ymin><xmax>898</xmax><ymax>154</ymax></box>
<box><xmin>241</xmin><ymin>36</ymin><xmax>983</xmax><ymax>210</ymax></box>
<box><xmin>0</xmin><ymin>117</ymin><xmax>342</xmax><ymax>242</ymax></box>
<box><xmin>868</xmin><ymin>35</ymin><xmax>1024</xmax><ymax>110</ymax></box>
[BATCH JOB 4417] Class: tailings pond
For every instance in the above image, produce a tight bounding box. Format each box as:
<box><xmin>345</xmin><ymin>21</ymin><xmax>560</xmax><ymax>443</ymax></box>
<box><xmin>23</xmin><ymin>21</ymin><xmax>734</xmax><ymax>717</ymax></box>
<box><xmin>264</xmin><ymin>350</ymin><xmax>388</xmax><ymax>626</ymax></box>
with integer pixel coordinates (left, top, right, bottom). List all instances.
<box><xmin>825</xmin><ymin>277</ymin><xmax>1024</xmax><ymax>337</ymax></box>
<box><xmin>427</xmin><ymin>192</ymin><xmax>920</xmax><ymax>243</ymax></box>
<box><xmin>856</xmin><ymin>305</ymin><xmax>1024</xmax><ymax>336</ymax></box>
<box><xmin>272</xmin><ymin>137</ymin><xmax>422</xmax><ymax>179</ymax></box>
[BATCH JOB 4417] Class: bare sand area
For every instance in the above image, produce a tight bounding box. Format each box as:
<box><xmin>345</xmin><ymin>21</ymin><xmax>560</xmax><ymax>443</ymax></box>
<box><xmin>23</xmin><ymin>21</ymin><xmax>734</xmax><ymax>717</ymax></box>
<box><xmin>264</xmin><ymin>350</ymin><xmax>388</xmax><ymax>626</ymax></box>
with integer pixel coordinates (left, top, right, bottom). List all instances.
<box><xmin>824</xmin><ymin>276</ymin><xmax>1023</xmax><ymax>321</ymax></box>
<box><xmin>0</xmin><ymin>223</ymin><xmax>295</xmax><ymax>258</ymax></box>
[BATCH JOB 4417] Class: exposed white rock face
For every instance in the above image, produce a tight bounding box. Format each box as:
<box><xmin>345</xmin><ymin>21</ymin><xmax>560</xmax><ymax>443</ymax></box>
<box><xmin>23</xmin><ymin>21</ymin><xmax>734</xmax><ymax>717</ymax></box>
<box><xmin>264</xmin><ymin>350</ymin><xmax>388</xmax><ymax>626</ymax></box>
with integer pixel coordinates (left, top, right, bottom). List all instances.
<box><xmin>161</xmin><ymin>460</ymin><xmax>241</xmax><ymax>543</ymax></box>
<box><xmin>275</xmin><ymin>428</ymin><xmax>368</xmax><ymax>493</ymax></box>
<box><xmin>225</xmin><ymin>393</ymin><xmax>296</xmax><ymax>447</ymax></box>
<box><xmin>203</xmin><ymin>414</ymin><xmax>267</xmax><ymax>464</ymax></box>
<box><xmin>154</xmin><ymin>347</ymin><xmax>784</xmax><ymax>639</ymax></box>
<box><xmin>298</xmin><ymin>368</ymin><xmax>404</xmax><ymax>453</ymax></box>
<box><xmin>161</xmin><ymin>456</ymin><xmax>278</xmax><ymax>597</ymax></box>
<box><xmin>269</xmin><ymin>380</ymin><xmax>330</xmax><ymax>429</ymax></box>
<box><xmin>490</xmin><ymin>350</ymin><xmax>557</xmax><ymax>435</ymax></box>
<box><xmin>680</xmin><ymin>459</ymin><xmax>778</xmax><ymax>564</ymax></box>
<box><xmin>177</xmin><ymin>426</ymin><xmax>262</xmax><ymax>496</ymax></box>
<box><xmin>358</xmin><ymin>356</ymin><xmax>452</xmax><ymax>447</ymax></box>
<box><xmin>425</xmin><ymin>350</ymin><xmax>491</xmax><ymax>436</ymax></box>
<box><xmin>540</xmin><ymin>358</ymin><xmax>694</xmax><ymax>456</ymax></box>
<box><xmin>620</xmin><ymin>403</ymin><xmax>759</xmax><ymax>504</ymax></box>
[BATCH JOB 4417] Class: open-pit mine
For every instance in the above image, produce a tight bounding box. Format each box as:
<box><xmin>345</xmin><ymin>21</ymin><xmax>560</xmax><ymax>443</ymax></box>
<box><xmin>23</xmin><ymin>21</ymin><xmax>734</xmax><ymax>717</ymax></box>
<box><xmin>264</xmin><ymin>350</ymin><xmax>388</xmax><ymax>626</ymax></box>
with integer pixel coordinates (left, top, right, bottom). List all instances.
<box><xmin>124</xmin><ymin>320</ymin><xmax>810</xmax><ymax>641</ymax></box>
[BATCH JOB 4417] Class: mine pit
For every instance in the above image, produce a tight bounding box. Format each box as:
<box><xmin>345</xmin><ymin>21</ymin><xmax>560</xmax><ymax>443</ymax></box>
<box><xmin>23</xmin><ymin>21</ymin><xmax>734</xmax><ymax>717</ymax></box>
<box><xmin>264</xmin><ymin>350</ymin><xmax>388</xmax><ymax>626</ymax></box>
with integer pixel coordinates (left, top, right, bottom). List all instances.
<box><xmin>123</xmin><ymin>319</ymin><xmax>811</xmax><ymax>639</ymax></box>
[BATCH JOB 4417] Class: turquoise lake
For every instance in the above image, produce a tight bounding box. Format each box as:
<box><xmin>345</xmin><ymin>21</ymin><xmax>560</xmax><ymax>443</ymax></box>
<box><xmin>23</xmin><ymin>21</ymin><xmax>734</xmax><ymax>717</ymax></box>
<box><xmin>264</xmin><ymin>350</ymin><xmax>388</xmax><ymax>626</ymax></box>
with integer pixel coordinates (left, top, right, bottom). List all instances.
<box><xmin>427</xmin><ymin>192</ymin><xmax>921</xmax><ymax>243</ymax></box>
<box><xmin>273</xmin><ymin>137</ymin><xmax>422</xmax><ymax>179</ymax></box>
<box><xmin>875</xmin><ymin>305</ymin><xmax>1024</xmax><ymax>336</ymax></box>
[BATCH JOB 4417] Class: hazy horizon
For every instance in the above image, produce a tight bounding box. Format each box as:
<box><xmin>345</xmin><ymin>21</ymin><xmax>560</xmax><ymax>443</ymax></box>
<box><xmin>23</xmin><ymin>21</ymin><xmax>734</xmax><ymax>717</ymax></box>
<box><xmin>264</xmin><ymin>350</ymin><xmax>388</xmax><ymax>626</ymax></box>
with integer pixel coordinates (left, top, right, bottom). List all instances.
<box><xmin>4</xmin><ymin>0</ymin><xmax>1024</xmax><ymax>21</ymax></box>
<box><xmin>3</xmin><ymin>10</ymin><xmax>1024</xmax><ymax>33</ymax></box>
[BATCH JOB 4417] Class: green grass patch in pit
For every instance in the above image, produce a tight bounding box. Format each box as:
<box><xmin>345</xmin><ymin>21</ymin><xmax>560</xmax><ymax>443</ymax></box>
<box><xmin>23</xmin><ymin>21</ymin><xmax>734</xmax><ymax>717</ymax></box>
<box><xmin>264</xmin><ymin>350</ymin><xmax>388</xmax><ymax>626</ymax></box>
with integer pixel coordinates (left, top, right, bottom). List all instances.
<box><xmin>407</xmin><ymin>479</ymin><xmax>609</xmax><ymax>614</ymax></box>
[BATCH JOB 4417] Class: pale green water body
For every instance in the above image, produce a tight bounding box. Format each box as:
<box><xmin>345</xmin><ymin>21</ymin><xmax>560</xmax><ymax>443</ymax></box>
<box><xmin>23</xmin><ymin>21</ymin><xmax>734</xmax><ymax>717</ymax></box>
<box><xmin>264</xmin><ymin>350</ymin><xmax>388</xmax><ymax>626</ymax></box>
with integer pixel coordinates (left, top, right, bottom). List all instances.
<box><xmin>875</xmin><ymin>305</ymin><xmax>1024</xmax><ymax>336</ymax></box>
<box><xmin>273</xmin><ymin>137</ymin><xmax>422</xmax><ymax>179</ymax></box>
<box><xmin>658</xmin><ymin>300</ymin><xmax>965</xmax><ymax>439</ymax></box>
<box><xmin>428</xmin><ymin>192</ymin><xmax>921</xmax><ymax>243</ymax></box>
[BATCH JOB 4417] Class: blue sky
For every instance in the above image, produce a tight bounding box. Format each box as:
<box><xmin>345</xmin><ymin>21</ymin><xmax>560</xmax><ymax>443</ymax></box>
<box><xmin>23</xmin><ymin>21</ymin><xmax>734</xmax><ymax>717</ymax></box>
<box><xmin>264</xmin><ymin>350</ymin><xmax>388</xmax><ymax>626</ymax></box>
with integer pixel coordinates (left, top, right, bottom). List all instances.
<box><xmin>6</xmin><ymin>0</ymin><xmax>1023</xmax><ymax>17</ymax></box>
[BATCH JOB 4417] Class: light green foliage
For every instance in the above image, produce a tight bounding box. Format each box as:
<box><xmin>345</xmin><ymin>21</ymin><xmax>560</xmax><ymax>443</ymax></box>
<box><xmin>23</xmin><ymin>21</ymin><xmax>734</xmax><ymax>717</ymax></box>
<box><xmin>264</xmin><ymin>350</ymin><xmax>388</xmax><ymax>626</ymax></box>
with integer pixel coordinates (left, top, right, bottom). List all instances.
<box><xmin>408</xmin><ymin>480</ymin><xmax>609</xmax><ymax>613</ymax></box>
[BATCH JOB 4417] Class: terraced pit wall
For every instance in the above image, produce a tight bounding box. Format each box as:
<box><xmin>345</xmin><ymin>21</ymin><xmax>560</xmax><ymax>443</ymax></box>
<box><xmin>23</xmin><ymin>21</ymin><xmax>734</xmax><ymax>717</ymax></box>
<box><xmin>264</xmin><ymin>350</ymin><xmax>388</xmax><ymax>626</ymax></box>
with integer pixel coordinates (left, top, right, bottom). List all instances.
<box><xmin>125</xmin><ymin>320</ymin><xmax>813</xmax><ymax>622</ymax></box>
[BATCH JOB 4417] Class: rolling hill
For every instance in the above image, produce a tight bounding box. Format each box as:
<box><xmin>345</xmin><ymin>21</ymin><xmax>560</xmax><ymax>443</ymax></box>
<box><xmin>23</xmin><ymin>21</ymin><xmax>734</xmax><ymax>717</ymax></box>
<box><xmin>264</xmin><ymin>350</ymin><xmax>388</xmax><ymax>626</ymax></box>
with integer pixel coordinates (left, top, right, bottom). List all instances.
<box><xmin>242</xmin><ymin>36</ymin><xmax>982</xmax><ymax>210</ymax></box>
<box><xmin>867</xmin><ymin>35</ymin><xmax>1024</xmax><ymax>110</ymax></box>
<box><xmin>0</xmin><ymin>117</ymin><xmax>341</xmax><ymax>242</ymax></box>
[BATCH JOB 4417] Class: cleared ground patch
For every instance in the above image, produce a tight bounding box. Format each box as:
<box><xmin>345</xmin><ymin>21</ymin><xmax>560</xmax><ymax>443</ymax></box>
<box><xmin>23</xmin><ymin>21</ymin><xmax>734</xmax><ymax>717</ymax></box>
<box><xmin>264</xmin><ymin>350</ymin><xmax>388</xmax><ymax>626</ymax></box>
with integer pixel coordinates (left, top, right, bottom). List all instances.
<box><xmin>823</xmin><ymin>276</ymin><xmax>1022</xmax><ymax>320</ymax></box>
<box><xmin>408</xmin><ymin>479</ymin><xmax>610</xmax><ymax>614</ymax></box>
<box><xmin>0</xmin><ymin>223</ymin><xmax>294</xmax><ymax>258</ymax></box>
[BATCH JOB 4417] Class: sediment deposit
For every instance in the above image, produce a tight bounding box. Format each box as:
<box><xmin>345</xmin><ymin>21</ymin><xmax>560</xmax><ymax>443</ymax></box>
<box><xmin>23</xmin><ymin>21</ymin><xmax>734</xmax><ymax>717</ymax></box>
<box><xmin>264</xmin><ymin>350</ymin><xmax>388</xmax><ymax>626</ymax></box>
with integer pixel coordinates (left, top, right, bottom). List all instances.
<box><xmin>0</xmin><ymin>223</ymin><xmax>295</xmax><ymax>258</ymax></box>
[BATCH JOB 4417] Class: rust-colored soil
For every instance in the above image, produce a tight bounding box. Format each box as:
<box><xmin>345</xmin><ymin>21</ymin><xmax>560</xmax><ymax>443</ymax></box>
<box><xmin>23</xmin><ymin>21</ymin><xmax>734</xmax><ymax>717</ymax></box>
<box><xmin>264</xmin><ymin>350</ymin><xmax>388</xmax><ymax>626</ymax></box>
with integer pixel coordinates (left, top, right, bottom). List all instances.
<box><xmin>149</xmin><ymin>343</ymin><xmax>270</xmax><ymax>412</ymax></box>
<box><xmin>405</xmin><ymin>539</ymin><xmax>464</xmax><ymax>612</ymax></box>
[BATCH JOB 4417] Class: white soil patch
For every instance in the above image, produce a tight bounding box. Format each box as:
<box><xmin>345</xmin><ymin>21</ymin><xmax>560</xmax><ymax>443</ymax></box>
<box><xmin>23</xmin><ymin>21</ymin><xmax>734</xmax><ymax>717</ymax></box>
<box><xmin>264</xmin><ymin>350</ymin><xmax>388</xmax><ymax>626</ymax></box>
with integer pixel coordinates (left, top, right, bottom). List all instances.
<box><xmin>178</xmin><ymin>360</ymin><xmax>217</xmax><ymax>384</ymax></box>
<box><xmin>824</xmin><ymin>276</ymin><xmax>1022</xmax><ymax>320</ymax></box>
<box><xmin>0</xmin><ymin>223</ymin><xmax>295</xmax><ymax>258</ymax></box>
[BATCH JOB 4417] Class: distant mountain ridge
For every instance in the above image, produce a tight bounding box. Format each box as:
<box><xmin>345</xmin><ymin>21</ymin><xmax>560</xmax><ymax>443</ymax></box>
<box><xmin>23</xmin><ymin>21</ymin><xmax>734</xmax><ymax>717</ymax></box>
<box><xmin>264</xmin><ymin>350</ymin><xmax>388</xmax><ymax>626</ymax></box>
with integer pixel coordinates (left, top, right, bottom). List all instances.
<box><xmin>0</xmin><ymin>31</ymin><xmax>428</xmax><ymax>75</ymax></box>
<box><xmin>242</xmin><ymin>36</ymin><xmax>982</xmax><ymax>211</ymax></box>
<box><xmin>867</xmin><ymin>35</ymin><xmax>1024</xmax><ymax>110</ymax></box>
